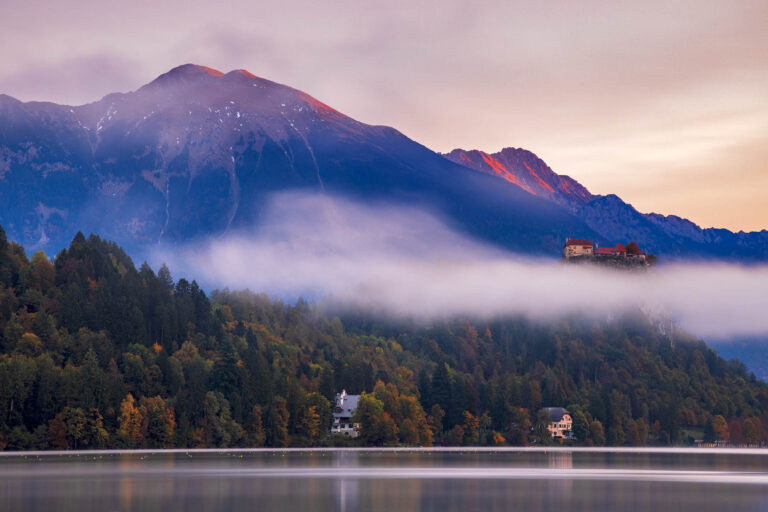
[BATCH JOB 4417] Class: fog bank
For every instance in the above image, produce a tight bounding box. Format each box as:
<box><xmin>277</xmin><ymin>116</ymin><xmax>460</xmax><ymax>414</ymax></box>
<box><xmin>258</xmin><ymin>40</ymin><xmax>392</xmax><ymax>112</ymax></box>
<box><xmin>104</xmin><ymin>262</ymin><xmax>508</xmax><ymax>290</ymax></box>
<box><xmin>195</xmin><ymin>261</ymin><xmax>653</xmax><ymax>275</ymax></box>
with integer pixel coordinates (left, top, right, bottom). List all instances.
<box><xmin>156</xmin><ymin>192</ymin><xmax>768</xmax><ymax>339</ymax></box>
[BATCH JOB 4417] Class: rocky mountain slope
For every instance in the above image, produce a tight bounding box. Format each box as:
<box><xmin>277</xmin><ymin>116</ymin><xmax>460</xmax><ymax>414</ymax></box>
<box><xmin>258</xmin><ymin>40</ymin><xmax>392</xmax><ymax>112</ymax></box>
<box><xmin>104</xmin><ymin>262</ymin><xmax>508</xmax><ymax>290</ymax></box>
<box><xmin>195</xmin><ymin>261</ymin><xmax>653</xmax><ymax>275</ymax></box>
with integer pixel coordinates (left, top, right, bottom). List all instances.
<box><xmin>0</xmin><ymin>64</ymin><xmax>594</xmax><ymax>256</ymax></box>
<box><xmin>444</xmin><ymin>147</ymin><xmax>768</xmax><ymax>259</ymax></box>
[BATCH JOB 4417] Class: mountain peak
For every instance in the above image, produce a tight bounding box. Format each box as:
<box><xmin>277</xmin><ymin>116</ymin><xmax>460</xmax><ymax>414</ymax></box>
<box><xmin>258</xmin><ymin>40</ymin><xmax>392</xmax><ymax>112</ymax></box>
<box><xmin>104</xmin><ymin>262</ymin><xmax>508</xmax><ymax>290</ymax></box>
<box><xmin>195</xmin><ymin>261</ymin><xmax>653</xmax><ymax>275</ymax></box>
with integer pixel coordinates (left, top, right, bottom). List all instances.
<box><xmin>142</xmin><ymin>64</ymin><xmax>225</xmax><ymax>90</ymax></box>
<box><xmin>228</xmin><ymin>69</ymin><xmax>258</xmax><ymax>79</ymax></box>
<box><xmin>169</xmin><ymin>63</ymin><xmax>224</xmax><ymax>77</ymax></box>
<box><xmin>444</xmin><ymin>146</ymin><xmax>595</xmax><ymax>209</ymax></box>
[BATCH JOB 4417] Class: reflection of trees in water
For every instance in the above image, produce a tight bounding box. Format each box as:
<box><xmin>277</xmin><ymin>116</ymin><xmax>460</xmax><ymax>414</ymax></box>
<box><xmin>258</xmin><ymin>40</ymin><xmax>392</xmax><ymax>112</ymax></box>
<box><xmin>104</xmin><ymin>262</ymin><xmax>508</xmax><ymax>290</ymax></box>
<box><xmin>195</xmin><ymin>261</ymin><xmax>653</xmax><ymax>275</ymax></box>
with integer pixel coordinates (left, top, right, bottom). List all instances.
<box><xmin>118</xmin><ymin>452</ymin><xmax>141</xmax><ymax>511</ymax></box>
<box><xmin>371</xmin><ymin>474</ymin><xmax>421</xmax><ymax>511</ymax></box>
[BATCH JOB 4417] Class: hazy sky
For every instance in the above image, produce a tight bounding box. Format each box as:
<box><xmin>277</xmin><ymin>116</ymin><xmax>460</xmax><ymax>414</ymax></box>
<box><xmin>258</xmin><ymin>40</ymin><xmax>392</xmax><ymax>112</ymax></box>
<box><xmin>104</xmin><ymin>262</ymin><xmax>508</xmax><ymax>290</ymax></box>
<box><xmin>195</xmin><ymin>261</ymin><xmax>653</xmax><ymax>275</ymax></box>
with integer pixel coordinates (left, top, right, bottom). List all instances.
<box><xmin>2</xmin><ymin>0</ymin><xmax>767</xmax><ymax>231</ymax></box>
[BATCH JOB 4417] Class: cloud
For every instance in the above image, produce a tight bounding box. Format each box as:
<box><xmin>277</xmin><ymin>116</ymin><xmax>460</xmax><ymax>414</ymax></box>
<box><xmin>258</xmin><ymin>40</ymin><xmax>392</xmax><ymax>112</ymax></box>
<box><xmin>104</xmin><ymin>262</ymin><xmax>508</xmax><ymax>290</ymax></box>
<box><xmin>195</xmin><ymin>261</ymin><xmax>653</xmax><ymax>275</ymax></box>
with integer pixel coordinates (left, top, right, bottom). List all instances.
<box><xmin>0</xmin><ymin>55</ymin><xmax>144</xmax><ymax>104</ymax></box>
<box><xmin>156</xmin><ymin>192</ymin><xmax>768</xmax><ymax>339</ymax></box>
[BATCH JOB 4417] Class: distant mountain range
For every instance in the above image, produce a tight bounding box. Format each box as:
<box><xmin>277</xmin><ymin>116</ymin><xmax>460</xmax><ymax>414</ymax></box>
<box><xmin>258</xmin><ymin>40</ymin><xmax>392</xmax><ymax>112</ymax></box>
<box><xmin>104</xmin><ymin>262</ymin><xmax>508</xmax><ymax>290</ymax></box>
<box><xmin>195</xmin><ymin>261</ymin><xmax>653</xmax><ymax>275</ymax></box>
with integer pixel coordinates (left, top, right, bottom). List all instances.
<box><xmin>443</xmin><ymin>148</ymin><xmax>768</xmax><ymax>260</ymax></box>
<box><xmin>1</xmin><ymin>63</ymin><xmax>766</xmax><ymax>261</ymax></box>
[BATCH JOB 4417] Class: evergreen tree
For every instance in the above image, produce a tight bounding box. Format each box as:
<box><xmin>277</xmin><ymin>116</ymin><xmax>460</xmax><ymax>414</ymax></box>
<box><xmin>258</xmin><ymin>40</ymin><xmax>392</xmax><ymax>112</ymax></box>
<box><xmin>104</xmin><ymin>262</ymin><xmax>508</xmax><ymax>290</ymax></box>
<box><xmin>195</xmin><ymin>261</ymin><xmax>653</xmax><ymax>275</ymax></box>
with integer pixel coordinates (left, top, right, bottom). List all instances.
<box><xmin>571</xmin><ymin>409</ymin><xmax>589</xmax><ymax>441</ymax></box>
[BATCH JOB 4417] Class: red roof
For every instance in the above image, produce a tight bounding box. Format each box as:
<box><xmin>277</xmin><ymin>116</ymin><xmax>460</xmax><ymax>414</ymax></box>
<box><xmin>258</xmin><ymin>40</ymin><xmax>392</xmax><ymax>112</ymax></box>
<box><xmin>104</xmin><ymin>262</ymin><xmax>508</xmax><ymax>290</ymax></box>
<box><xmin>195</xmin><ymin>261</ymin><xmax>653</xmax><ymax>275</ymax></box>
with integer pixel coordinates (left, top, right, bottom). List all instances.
<box><xmin>565</xmin><ymin>238</ymin><xmax>593</xmax><ymax>247</ymax></box>
<box><xmin>595</xmin><ymin>243</ymin><xmax>631</xmax><ymax>255</ymax></box>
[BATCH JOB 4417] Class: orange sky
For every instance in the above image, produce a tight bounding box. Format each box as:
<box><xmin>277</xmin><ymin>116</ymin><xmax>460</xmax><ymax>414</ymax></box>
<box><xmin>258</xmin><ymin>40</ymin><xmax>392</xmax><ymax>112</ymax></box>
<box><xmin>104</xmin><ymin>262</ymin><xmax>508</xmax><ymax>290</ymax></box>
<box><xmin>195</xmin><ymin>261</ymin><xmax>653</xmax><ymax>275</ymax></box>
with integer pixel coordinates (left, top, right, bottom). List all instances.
<box><xmin>1</xmin><ymin>0</ymin><xmax>766</xmax><ymax>231</ymax></box>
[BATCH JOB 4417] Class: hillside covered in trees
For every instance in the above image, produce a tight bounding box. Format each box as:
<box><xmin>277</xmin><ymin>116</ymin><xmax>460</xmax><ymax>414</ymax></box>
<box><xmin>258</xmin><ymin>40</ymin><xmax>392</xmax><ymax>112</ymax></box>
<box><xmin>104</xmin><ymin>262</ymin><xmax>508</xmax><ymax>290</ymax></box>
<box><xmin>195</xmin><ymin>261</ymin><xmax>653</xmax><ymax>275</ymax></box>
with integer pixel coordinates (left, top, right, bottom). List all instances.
<box><xmin>0</xmin><ymin>225</ymin><xmax>766</xmax><ymax>450</ymax></box>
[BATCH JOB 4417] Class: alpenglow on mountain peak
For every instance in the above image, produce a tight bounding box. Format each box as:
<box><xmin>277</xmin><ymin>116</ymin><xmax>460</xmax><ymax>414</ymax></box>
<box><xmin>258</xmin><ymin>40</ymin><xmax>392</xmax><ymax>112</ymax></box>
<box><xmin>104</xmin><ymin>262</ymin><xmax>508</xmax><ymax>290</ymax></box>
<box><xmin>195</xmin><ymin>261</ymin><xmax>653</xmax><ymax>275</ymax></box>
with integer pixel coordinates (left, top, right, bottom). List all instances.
<box><xmin>136</xmin><ymin>63</ymin><xmax>344</xmax><ymax>118</ymax></box>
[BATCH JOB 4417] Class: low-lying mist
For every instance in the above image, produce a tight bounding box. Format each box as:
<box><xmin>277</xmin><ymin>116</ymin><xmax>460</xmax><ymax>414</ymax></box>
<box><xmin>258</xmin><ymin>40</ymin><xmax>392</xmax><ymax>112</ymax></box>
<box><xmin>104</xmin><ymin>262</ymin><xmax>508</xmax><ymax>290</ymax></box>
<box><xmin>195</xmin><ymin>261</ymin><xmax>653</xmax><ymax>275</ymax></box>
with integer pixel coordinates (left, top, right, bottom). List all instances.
<box><xmin>155</xmin><ymin>192</ymin><xmax>768</xmax><ymax>339</ymax></box>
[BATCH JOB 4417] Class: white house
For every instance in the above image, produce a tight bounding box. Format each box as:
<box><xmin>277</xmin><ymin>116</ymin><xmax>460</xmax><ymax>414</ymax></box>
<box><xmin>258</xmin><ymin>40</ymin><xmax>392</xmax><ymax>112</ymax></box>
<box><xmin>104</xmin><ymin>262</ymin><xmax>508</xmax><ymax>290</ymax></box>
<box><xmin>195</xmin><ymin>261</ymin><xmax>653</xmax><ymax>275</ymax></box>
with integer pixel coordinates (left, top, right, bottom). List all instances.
<box><xmin>330</xmin><ymin>390</ymin><xmax>361</xmax><ymax>438</ymax></box>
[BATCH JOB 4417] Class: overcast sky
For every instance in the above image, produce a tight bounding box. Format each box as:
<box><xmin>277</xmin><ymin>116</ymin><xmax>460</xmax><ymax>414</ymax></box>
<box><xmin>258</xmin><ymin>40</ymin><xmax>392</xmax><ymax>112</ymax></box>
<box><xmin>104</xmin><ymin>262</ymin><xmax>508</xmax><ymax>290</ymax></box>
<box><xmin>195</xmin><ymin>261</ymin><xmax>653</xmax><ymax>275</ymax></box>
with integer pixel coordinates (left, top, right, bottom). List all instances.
<box><xmin>2</xmin><ymin>0</ymin><xmax>767</xmax><ymax>231</ymax></box>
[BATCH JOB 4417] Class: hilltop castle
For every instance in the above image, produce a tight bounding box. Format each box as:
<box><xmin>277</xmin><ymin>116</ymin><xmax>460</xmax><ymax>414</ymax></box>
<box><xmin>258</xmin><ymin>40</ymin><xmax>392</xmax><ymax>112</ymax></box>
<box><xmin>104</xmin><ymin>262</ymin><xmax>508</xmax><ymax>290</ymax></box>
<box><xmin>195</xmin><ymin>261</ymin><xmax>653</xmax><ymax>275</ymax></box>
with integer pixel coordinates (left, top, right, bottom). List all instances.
<box><xmin>563</xmin><ymin>238</ymin><xmax>654</xmax><ymax>266</ymax></box>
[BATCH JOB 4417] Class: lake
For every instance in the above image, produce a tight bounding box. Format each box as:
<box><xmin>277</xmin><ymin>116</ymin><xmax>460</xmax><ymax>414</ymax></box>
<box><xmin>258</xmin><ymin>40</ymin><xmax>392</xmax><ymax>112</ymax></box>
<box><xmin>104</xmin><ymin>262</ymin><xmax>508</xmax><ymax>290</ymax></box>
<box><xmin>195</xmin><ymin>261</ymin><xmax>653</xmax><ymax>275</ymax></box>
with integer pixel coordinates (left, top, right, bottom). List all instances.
<box><xmin>1</xmin><ymin>447</ymin><xmax>768</xmax><ymax>511</ymax></box>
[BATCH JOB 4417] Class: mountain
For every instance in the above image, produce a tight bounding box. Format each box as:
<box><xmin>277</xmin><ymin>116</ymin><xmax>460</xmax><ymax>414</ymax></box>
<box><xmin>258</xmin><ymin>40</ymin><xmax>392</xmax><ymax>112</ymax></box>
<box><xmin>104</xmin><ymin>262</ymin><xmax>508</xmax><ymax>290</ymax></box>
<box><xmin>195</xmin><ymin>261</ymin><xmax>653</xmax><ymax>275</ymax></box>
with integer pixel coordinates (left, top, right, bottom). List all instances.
<box><xmin>0</xmin><ymin>64</ymin><xmax>595</xmax><ymax>257</ymax></box>
<box><xmin>444</xmin><ymin>147</ymin><xmax>594</xmax><ymax>209</ymax></box>
<box><xmin>444</xmin><ymin>147</ymin><xmax>768</xmax><ymax>260</ymax></box>
<box><xmin>2</xmin><ymin>63</ymin><xmax>766</xmax><ymax>261</ymax></box>
<box><xmin>709</xmin><ymin>337</ymin><xmax>768</xmax><ymax>382</ymax></box>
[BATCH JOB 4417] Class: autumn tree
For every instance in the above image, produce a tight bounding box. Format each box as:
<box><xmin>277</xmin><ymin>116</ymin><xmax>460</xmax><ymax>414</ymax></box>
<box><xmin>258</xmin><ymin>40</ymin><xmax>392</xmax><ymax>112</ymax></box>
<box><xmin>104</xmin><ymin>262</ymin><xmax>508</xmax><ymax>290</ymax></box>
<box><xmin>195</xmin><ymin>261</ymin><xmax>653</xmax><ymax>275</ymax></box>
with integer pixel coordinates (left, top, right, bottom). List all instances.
<box><xmin>743</xmin><ymin>417</ymin><xmax>764</xmax><ymax>445</ymax></box>
<box><xmin>590</xmin><ymin>420</ymin><xmax>606</xmax><ymax>446</ymax></box>
<box><xmin>248</xmin><ymin>405</ymin><xmax>266</xmax><ymax>447</ymax></box>
<box><xmin>711</xmin><ymin>415</ymin><xmax>729</xmax><ymax>443</ymax></box>
<box><xmin>139</xmin><ymin>396</ymin><xmax>175</xmax><ymax>448</ymax></box>
<box><xmin>306</xmin><ymin>392</ymin><xmax>332</xmax><ymax>434</ymax></box>
<box><xmin>299</xmin><ymin>405</ymin><xmax>322</xmax><ymax>445</ymax></box>
<box><xmin>729</xmin><ymin>419</ymin><xmax>745</xmax><ymax>445</ymax></box>
<box><xmin>462</xmin><ymin>411</ymin><xmax>480</xmax><ymax>446</ymax></box>
<box><xmin>48</xmin><ymin>413</ymin><xmax>68</xmax><ymax>449</ymax></box>
<box><xmin>118</xmin><ymin>394</ymin><xmax>143</xmax><ymax>448</ymax></box>
<box><xmin>355</xmin><ymin>392</ymin><xmax>398</xmax><ymax>446</ymax></box>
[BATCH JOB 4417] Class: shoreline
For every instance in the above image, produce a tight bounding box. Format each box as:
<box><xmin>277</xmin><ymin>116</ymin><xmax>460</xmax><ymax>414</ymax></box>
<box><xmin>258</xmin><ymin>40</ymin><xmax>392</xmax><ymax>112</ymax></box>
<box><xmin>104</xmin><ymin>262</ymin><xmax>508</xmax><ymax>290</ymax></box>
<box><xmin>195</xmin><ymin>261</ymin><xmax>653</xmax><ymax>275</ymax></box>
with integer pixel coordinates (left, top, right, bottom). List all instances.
<box><xmin>2</xmin><ymin>446</ymin><xmax>768</xmax><ymax>457</ymax></box>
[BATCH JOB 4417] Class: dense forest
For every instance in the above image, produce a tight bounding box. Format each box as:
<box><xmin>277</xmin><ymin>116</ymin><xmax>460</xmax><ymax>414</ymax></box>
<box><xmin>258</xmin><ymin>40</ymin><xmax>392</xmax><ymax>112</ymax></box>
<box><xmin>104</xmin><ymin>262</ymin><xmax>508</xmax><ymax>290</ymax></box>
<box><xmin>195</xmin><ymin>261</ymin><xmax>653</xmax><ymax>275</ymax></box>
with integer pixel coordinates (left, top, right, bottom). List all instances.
<box><xmin>0</xmin><ymin>225</ymin><xmax>766</xmax><ymax>450</ymax></box>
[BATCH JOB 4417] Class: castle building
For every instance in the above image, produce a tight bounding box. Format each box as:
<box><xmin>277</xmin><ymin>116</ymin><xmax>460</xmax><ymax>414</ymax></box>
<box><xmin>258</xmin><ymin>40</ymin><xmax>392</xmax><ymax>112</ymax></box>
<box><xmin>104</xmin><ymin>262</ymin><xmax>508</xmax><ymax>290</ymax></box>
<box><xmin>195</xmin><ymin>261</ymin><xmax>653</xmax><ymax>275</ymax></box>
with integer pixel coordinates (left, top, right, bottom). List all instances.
<box><xmin>594</xmin><ymin>243</ymin><xmax>627</xmax><ymax>257</ymax></box>
<box><xmin>566</xmin><ymin>239</ymin><xmax>651</xmax><ymax>266</ymax></box>
<box><xmin>563</xmin><ymin>238</ymin><xmax>594</xmax><ymax>259</ymax></box>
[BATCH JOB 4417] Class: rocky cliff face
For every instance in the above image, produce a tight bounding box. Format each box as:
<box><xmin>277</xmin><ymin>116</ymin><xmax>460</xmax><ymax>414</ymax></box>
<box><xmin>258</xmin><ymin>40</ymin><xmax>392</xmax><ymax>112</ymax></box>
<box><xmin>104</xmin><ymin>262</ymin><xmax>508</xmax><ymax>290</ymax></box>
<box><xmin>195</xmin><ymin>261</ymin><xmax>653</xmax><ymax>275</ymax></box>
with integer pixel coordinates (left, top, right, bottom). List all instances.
<box><xmin>444</xmin><ymin>147</ymin><xmax>594</xmax><ymax>210</ymax></box>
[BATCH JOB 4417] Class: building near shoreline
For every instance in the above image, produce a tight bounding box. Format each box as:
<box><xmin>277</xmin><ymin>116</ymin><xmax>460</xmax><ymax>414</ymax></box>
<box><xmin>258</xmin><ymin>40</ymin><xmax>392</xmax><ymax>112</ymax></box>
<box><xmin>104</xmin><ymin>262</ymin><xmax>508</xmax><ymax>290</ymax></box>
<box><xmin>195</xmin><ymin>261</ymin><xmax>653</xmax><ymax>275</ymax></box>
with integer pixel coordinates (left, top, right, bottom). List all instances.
<box><xmin>330</xmin><ymin>390</ymin><xmax>361</xmax><ymax>438</ymax></box>
<box><xmin>544</xmin><ymin>407</ymin><xmax>574</xmax><ymax>439</ymax></box>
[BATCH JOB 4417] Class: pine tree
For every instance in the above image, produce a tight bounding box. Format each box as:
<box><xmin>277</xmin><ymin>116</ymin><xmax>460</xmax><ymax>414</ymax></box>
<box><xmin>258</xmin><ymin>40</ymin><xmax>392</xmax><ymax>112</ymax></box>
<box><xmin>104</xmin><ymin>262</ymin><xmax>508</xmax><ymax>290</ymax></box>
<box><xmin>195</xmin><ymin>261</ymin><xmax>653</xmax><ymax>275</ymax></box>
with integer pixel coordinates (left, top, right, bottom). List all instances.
<box><xmin>157</xmin><ymin>264</ymin><xmax>174</xmax><ymax>292</ymax></box>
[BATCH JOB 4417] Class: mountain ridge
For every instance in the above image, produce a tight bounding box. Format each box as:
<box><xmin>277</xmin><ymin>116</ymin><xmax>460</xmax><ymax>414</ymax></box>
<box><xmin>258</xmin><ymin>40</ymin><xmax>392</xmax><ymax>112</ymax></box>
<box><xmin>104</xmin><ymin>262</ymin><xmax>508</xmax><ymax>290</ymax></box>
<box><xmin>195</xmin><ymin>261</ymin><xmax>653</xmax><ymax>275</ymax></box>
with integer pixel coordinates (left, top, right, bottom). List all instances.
<box><xmin>443</xmin><ymin>147</ymin><xmax>768</xmax><ymax>260</ymax></box>
<box><xmin>0</xmin><ymin>64</ymin><xmax>596</xmax><ymax>257</ymax></box>
<box><xmin>0</xmin><ymin>63</ymin><xmax>766</xmax><ymax>261</ymax></box>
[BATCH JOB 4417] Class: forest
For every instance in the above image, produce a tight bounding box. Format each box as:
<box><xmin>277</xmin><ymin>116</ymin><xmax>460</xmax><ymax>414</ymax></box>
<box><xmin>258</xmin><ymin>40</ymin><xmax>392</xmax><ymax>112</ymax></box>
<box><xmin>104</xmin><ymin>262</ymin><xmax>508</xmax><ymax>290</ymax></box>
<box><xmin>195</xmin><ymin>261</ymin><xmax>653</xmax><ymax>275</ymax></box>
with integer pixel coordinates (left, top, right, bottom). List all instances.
<box><xmin>0</xmin><ymin>225</ymin><xmax>766</xmax><ymax>450</ymax></box>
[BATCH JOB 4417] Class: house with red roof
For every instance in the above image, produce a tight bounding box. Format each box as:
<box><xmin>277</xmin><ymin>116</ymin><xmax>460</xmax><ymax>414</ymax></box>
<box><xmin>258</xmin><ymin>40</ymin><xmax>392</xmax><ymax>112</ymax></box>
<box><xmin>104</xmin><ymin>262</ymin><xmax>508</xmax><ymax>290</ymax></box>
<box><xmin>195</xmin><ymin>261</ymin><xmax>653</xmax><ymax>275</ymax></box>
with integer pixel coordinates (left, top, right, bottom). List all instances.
<box><xmin>562</xmin><ymin>238</ymin><xmax>594</xmax><ymax>259</ymax></box>
<box><xmin>594</xmin><ymin>243</ymin><xmax>627</xmax><ymax>257</ymax></box>
<box><xmin>564</xmin><ymin>239</ymin><xmax>652</xmax><ymax>266</ymax></box>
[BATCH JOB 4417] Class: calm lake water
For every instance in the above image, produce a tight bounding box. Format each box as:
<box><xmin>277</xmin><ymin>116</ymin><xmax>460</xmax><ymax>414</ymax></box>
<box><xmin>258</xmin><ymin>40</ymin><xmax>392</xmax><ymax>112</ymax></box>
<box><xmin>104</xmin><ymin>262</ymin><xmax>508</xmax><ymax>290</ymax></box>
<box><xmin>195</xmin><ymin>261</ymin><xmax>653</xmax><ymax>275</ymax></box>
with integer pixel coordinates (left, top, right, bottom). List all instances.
<box><xmin>2</xmin><ymin>447</ymin><xmax>768</xmax><ymax>511</ymax></box>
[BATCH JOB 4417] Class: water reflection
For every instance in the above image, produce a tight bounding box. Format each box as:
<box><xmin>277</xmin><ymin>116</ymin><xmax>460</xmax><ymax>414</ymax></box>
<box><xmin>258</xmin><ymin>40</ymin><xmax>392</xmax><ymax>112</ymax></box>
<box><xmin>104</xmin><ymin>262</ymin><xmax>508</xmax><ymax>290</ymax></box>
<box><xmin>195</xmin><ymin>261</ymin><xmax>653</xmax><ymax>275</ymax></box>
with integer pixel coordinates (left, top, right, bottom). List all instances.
<box><xmin>118</xmin><ymin>452</ymin><xmax>139</xmax><ymax>511</ymax></box>
<box><xmin>548</xmin><ymin>449</ymin><xmax>574</xmax><ymax>502</ymax></box>
<box><xmin>1</xmin><ymin>448</ymin><xmax>768</xmax><ymax>511</ymax></box>
<box><xmin>334</xmin><ymin>450</ymin><xmax>359</xmax><ymax>512</ymax></box>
